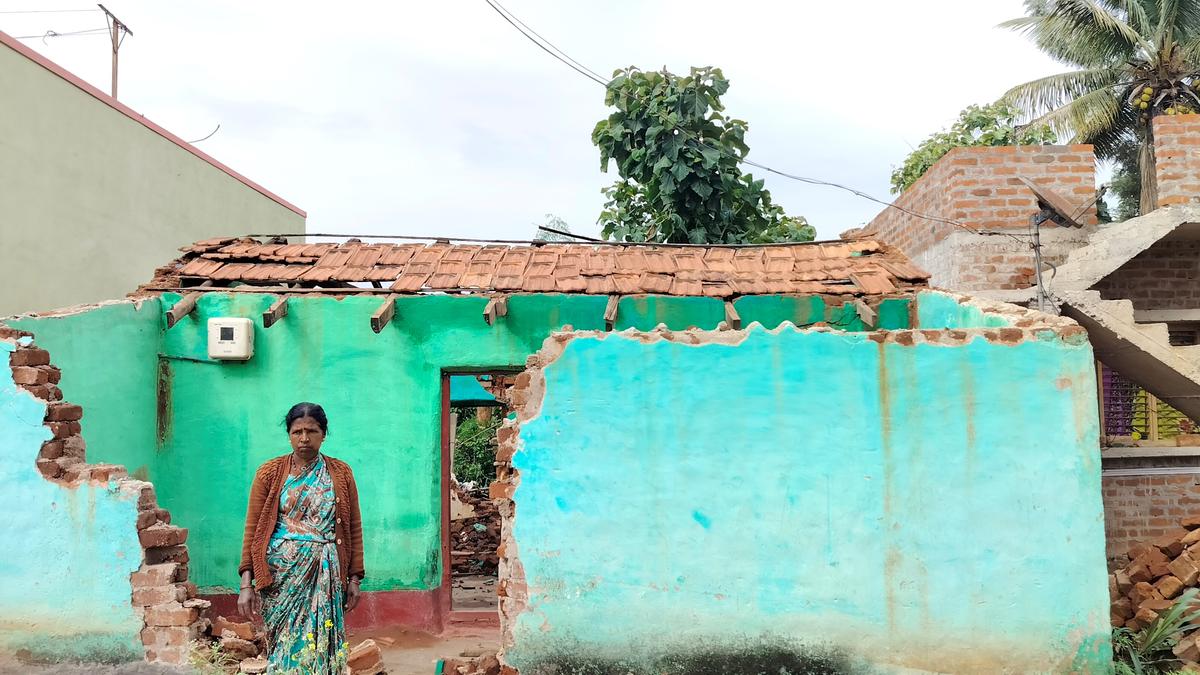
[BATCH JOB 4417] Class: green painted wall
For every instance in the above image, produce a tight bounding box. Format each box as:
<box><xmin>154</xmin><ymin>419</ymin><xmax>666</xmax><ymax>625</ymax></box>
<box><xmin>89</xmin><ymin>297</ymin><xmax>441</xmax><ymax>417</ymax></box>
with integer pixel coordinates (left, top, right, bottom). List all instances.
<box><xmin>0</xmin><ymin>341</ymin><xmax>144</xmax><ymax>663</ymax></box>
<box><xmin>9</xmin><ymin>300</ymin><xmax>162</xmax><ymax>481</ymax></box>
<box><xmin>508</xmin><ymin>328</ymin><xmax>1109</xmax><ymax>673</ymax></box>
<box><xmin>0</xmin><ymin>39</ymin><xmax>304</xmax><ymax>317</ymax></box>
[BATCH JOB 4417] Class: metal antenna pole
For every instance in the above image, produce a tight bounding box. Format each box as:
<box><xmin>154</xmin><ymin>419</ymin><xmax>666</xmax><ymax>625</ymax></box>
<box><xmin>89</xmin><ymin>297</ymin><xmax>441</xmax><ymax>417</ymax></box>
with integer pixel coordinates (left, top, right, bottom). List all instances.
<box><xmin>1030</xmin><ymin>211</ymin><xmax>1050</xmax><ymax>313</ymax></box>
<box><xmin>97</xmin><ymin>4</ymin><xmax>132</xmax><ymax>99</ymax></box>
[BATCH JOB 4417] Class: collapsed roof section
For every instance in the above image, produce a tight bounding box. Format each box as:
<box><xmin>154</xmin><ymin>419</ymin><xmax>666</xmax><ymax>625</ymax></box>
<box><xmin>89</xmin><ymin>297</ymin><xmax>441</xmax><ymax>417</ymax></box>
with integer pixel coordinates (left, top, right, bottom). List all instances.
<box><xmin>140</xmin><ymin>236</ymin><xmax>931</xmax><ymax>299</ymax></box>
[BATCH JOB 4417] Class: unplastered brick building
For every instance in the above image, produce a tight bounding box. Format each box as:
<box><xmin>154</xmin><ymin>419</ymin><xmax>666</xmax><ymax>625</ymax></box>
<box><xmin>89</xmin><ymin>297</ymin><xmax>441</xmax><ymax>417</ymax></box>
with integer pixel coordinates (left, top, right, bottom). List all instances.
<box><xmin>0</xmin><ymin>236</ymin><xmax>1112</xmax><ymax>672</ymax></box>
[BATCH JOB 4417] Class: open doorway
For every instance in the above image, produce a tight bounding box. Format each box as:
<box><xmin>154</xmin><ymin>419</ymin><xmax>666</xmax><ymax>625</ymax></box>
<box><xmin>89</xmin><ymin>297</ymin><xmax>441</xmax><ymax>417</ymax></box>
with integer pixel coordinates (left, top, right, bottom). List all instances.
<box><xmin>442</xmin><ymin>372</ymin><xmax>517</xmax><ymax>617</ymax></box>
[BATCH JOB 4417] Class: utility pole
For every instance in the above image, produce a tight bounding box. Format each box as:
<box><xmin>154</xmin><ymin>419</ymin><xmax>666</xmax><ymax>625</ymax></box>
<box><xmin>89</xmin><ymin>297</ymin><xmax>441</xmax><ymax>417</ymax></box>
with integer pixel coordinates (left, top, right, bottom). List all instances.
<box><xmin>97</xmin><ymin>4</ymin><xmax>131</xmax><ymax>99</ymax></box>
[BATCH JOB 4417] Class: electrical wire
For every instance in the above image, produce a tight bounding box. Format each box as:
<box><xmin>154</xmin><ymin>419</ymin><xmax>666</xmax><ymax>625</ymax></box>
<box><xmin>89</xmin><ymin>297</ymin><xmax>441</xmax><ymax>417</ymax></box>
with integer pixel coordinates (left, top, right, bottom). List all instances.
<box><xmin>482</xmin><ymin>0</ymin><xmax>608</xmax><ymax>86</ymax></box>
<box><xmin>188</xmin><ymin>124</ymin><xmax>221</xmax><ymax>144</ymax></box>
<box><xmin>242</xmin><ymin>231</ymin><xmax>855</xmax><ymax>248</ymax></box>
<box><xmin>483</xmin><ymin>0</ymin><xmax>608</xmax><ymax>84</ymax></box>
<box><xmin>0</xmin><ymin>8</ymin><xmax>102</xmax><ymax>13</ymax></box>
<box><xmin>478</xmin><ymin>0</ymin><xmax>1033</xmax><ymax>246</ymax></box>
<box><xmin>12</xmin><ymin>26</ymin><xmax>109</xmax><ymax>39</ymax></box>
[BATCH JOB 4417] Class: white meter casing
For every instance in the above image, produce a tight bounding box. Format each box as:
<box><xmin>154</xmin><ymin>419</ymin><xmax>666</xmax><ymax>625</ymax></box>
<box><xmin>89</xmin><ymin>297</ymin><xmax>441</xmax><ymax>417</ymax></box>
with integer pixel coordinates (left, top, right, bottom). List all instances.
<box><xmin>207</xmin><ymin>318</ymin><xmax>254</xmax><ymax>361</ymax></box>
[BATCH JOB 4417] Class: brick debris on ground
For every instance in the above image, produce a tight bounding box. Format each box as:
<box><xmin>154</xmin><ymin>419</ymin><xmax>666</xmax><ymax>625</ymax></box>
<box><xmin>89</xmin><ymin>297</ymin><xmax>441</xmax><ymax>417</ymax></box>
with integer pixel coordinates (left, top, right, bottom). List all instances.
<box><xmin>1111</xmin><ymin>514</ymin><xmax>1200</xmax><ymax>665</ymax></box>
<box><xmin>452</xmin><ymin>482</ymin><xmax>500</xmax><ymax>577</ymax></box>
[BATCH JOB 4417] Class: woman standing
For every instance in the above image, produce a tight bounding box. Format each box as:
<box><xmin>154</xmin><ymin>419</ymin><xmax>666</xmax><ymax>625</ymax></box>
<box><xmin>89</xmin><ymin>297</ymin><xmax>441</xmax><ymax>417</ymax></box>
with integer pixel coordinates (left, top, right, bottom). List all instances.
<box><xmin>238</xmin><ymin>402</ymin><xmax>364</xmax><ymax>673</ymax></box>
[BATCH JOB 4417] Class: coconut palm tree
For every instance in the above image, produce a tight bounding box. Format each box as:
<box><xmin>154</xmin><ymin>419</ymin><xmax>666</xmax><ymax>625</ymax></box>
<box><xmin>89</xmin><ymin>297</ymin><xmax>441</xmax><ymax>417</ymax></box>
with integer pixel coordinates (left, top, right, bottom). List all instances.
<box><xmin>1002</xmin><ymin>0</ymin><xmax>1200</xmax><ymax>215</ymax></box>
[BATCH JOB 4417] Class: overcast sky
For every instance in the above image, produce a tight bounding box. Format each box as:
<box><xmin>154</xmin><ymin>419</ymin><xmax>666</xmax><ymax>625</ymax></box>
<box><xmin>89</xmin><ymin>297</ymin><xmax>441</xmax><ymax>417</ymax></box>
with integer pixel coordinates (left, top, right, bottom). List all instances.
<box><xmin>2</xmin><ymin>1</ymin><xmax>1067</xmax><ymax>241</ymax></box>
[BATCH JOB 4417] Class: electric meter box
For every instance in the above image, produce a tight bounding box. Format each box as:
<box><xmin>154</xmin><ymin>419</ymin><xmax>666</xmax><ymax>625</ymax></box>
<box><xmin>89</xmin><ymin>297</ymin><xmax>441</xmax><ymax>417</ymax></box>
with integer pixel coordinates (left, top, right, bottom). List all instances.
<box><xmin>207</xmin><ymin>318</ymin><xmax>254</xmax><ymax>361</ymax></box>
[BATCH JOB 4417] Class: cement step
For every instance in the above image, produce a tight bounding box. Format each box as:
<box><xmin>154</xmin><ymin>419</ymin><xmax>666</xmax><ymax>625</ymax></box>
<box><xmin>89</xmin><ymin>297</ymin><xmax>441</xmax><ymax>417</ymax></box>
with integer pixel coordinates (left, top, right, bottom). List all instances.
<box><xmin>1062</xmin><ymin>290</ymin><xmax>1200</xmax><ymax>420</ymax></box>
<box><xmin>1175</xmin><ymin>344</ymin><xmax>1200</xmax><ymax>365</ymax></box>
<box><xmin>1134</xmin><ymin>321</ymin><xmax>1172</xmax><ymax>345</ymax></box>
<box><xmin>1097</xmin><ymin>297</ymin><xmax>1137</xmax><ymax>325</ymax></box>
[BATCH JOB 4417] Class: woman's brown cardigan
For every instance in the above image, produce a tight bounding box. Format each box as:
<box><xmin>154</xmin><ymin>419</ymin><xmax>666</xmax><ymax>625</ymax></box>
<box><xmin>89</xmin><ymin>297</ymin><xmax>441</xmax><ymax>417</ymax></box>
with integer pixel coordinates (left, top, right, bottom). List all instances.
<box><xmin>239</xmin><ymin>454</ymin><xmax>365</xmax><ymax>590</ymax></box>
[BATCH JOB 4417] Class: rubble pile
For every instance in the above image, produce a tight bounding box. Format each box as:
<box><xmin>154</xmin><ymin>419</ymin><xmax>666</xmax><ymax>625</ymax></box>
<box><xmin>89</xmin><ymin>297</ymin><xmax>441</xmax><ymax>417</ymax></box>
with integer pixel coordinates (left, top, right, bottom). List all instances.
<box><xmin>451</xmin><ymin>482</ymin><xmax>500</xmax><ymax>576</ymax></box>
<box><xmin>1110</xmin><ymin>515</ymin><xmax>1200</xmax><ymax>665</ymax></box>
<box><xmin>197</xmin><ymin>615</ymin><xmax>385</xmax><ymax>674</ymax></box>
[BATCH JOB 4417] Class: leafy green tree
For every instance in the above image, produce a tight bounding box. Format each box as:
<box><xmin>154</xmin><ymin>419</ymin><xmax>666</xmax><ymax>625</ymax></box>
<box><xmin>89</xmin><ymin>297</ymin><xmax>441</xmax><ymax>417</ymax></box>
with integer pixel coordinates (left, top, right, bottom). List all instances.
<box><xmin>452</xmin><ymin>408</ymin><xmax>501</xmax><ymax>486</ymax></box>
<box><xmin>1002</xmin><ymin>0</ymin><xmax>1200</xmax><ymax>214</ymax></box>
<box><xmin>891</xmin><ymin>101</ymin><xmax>1056</xmax><ymax>194</ymax></box>
<box><xmin>592</xmin><ymin>66</ymin><xmax>814</xmax><ymax>244</ymax></box>
<box><xmin>1109</xmin><ymin>138</ymin><xmax>1143</xmax><ymax>220</ymax></box>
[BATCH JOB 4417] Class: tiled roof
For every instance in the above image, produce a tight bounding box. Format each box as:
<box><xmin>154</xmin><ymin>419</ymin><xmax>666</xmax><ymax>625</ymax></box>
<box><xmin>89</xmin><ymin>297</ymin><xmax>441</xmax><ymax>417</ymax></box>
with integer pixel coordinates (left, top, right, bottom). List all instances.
<box><xmin>148</xmin><ymin>237</ymin><xmax>930</xmax><ymax>298</ymax></box>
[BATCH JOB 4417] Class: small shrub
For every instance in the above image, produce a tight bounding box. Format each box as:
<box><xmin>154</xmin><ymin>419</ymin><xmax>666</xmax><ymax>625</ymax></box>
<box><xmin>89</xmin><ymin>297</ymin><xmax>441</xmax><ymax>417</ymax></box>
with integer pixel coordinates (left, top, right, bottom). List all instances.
<box><xmin>1113</xmin><ymin>588</ymin><xmax>1200</xmax><ymax>674</ymax></box>
<box><xmin>187</xmin><ymin>640</ymin><xmax>237</xmax><ymax>674</ymax></box>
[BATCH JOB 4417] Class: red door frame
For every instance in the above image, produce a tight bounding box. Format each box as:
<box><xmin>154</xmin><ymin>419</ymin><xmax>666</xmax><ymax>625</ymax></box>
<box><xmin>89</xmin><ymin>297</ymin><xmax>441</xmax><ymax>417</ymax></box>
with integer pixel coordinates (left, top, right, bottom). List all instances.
<box><xmin>439</xmin><ymin>370</ymin><xmax>517</xmax><ymax>629</ymax></box>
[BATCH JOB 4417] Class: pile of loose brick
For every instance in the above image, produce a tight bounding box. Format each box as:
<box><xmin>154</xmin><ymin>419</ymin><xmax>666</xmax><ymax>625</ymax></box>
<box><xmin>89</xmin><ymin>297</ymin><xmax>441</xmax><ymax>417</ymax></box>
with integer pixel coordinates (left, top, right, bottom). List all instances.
<box><xmin>451</xmin><ymin>482</ymin><xmax>500</xmax><ymax>576</ymax></box>
<box><xmin>1111</xmin><ymin>514</ymin><xmax>1200</xmax><ymax>664</ymax></box>
<box><xmin>193</xmin><ymin>615</ymin><xmax>387</xmax><ymax>674</ymax></box>
<box><xmin>4</xmin><ymin>332</ymin><xmax>208</xmax><ymax>665</ymax></box>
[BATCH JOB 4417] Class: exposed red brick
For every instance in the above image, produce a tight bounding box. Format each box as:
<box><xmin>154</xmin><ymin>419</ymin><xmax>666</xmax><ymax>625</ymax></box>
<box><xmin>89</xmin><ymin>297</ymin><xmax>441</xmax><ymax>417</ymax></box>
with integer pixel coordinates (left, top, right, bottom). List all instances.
<box><xmin>143</xmin><ymin>602</ymin><xmax>199</xmax><ymax>627</ymax></box>
<box><xmin>145</xmin><ymin>545</ymin><xmax>189</xmax><ymax>565</ymax></box>
<box><xmin>139</xmin><ymin>525</ymin><xmax>188</xmax><ymax>549</ymax></box>
<box><xmin>23</xmin><ymin>384</ymin><xmax>62</xmax><ymax>401</ymax></box>
<box><xmin>136</xmin><ymin>484</ymin><xmax>158</xmax><ymax>511</ymax></box>
<box><xmin>44</xmin><ymin>402</ymin><xmax>83</xmax><ymax>422</ymax></box>
<box><xmin>10</xmin><ymin>348</ymin><xmax>50</xmax><ymax>366</ymax></box>
<box><xmin>137</xmin><ymin>508</ymin><xmax>171</xmax><ymax>530</ymax></box>
<box><xmin>11</xmin><ymin>366</ymin><xmax>47</xmax><ymax>385</ymax></box>
<box><xmin>61</xmin><ymin>436</ymin><xmax>85</xmax><ymax>458</ymax></box>
<box><xmin>132</xmin><ymin>584</ymin><xmax>187</xmax><ymax>607</ymax></box>
<box><xmin>35</xmin><ymin>457</ymin><xmax>61</xmax><ymax>479</ymax></box>
<box><xmin>39</xmin><ymin>439</ymin><xmax>64</xmax><ymax>459</ymax></box>
<box><xmin>131</xmin><ymin>563</ymin><xmax>183</xmax><ymax>588</ymax></box>
<box><xmin>47</xmin><ymin>420</ymin><xmax>80</xmax><ymax>439</ymax></box>
<box><xmin>212</xmin><ymin>615</ymin><xmax>255</xmax><ymax>641</ymax></box>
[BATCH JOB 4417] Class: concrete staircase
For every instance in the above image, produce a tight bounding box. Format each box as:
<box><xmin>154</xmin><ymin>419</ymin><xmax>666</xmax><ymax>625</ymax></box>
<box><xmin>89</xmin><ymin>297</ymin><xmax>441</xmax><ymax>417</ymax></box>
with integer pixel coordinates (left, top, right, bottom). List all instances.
<box><xmin>1051</xmin><ymin>204</ymin><xmax>1200</xmax><ymax>292</ymax></box>
<box><xmin>1060</xmin><ymin>290</ymin><xmax>1200</xmax><ymax>421</ymax></box>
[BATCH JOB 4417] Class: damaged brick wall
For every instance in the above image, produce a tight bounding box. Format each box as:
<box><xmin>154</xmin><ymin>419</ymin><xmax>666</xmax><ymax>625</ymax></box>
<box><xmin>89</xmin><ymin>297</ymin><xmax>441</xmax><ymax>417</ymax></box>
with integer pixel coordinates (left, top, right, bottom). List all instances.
<box><xmin>0</xmin><ymin>327</ymin><xmax>207</xmax><ymax>665</ymax></box>
<box><xmin>490</xmin><ymin>307</ymin><xmax>1109</xmax><ymax>674</ymax></box>
<box><xmin>1154</xmin><ymin>114</ymin><xmax>1200</xmax><ymax>207</ymax></box>
<box><xmin>1093</xmin><ymin>240</ymin><xmax>1200</xmax><ymax>311</ymax></box>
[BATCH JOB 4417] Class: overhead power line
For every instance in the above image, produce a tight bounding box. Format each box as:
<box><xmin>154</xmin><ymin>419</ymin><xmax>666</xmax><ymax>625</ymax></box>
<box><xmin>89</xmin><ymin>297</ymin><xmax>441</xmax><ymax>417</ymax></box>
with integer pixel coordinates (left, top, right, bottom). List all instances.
<box><xmin>0</xmin><ymin>8</ymin><xmax>102</xmax><ymax>13</ymax></box>
<box><xmin>479</xmin><ymin>0</ymin><xmax>1033</xmax><ymax>245</ymax></box>
<box><xmin>12</xmin><ymin>26</ymin><xmax>109</xmax><ymax>39</ymax></box>
<box><xmin>482</xmin><ymin>0</ymin><xmax>608</xmax><ymax>86</ymax></box>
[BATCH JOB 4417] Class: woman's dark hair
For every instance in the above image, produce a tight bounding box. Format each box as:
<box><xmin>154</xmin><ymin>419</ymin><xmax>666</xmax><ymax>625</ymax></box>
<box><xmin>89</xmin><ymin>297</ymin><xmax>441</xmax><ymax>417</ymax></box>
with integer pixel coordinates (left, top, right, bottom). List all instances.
<box><xmin>284</xmin><ymin>402</ymin><xmax>328</xmax><ymax>433</ymax></box>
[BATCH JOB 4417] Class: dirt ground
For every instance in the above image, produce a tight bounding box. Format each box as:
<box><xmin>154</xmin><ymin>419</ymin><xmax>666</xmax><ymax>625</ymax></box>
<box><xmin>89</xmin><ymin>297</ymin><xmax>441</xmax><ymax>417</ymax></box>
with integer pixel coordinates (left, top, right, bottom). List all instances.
<box><xmin>0</xmin><ymin>626</ymin><xmax>499</xmax><ymax>675</ymax></box>
<box><xmin>0</xmin><ymin>656</ymin><xmax>187</xmax><ymax>674</ymax></box>
<box><xmin>452</xmin><ymin>574</ymin><xmax>498</xmax><ymax>611</ymax></box>
<box><xmin>349</xmin><ymin>625</ymin><xmax>500</xmax><ymax>675</ymax></box>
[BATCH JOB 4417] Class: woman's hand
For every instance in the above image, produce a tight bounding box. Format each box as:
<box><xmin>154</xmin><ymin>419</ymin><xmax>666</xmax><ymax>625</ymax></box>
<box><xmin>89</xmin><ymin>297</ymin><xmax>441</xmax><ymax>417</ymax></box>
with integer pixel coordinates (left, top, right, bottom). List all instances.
<box><xmin>237</xmin><ymin>586</ymin><xmax>261</xmax><ymax>619</ymax></box>
<box><xmin>345</xmin><ymin>579</ymin><xmax>361</xmax><ymax>613</ymax></box>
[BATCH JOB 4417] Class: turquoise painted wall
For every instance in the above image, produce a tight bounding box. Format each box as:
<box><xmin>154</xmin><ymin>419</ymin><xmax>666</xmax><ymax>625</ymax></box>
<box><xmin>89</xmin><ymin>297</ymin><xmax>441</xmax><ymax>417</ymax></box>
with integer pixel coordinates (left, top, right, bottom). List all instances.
<box><xmin>0</xmin><ymin>341</ymin><xmax>143</xmax><ymax>662</ymax></box>
<box><xmin>508</xmin><ymin>328</ymin><xmax>1110</xmax><ymax>673</ymax></box>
